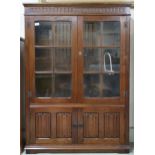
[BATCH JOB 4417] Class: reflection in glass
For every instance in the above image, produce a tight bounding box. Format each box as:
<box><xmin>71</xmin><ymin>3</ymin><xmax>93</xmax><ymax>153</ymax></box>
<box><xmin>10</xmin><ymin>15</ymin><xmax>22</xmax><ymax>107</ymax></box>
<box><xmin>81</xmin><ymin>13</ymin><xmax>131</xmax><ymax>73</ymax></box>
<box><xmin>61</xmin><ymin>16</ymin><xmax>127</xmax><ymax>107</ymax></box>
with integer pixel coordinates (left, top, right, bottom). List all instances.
<box><xmin>84</xmin><ymin>75</ymin><xmax>100</xmax><ymax>97</ymax></box>
<box><xmin>55</xmin><ymin>48</ymin><xmax>71</xmax><ymax>72</ymax></box>
<box><xmin>102</xmin><ymin>22</ymin><xmax>120</xmax><ymax>46</ymax></box>
<box><xmin>54</xmin><ymin>75</ymin><xmax>71</xmax><ymax>97</ymax></box>
<box><xmin>36</xmin><ymin>74</ymin><xmax>52</xmax><ymax>97</ymax></box>
<box><xmin>102</xmin><ymin>21</ymin><xmax>120</xmax><ymax>33</ymax></box>
<box><xmin>103</xmin><ymin>33</ymin><xmax>120</xmax><ymax>46</ymax></box>
<box><xmin>103</xmin><ymin>74</ymin><xmax>120</xmax><ymax>97</ymax></box>
<box><xmin>103</xmin><ymin>48</ymin><xmax>120</xmax><ymax>72</ymax></box>
<box><xmin>35</xmin><ymin>48</ymin><xmax>52</xmax><ymax>71</ymax></box>
<box><xmin>84</xmin><ymin>48</ymin><xmax>100</xmax><ymax>72</ymax></box>
<box><xmin>84</xmin><ymin>21</ymin><xmax>120</xmax><ymax>47</ymax></box>
<box><xmin>35</xmin><ymin>21</ymin><xmax>71</xmax><ymax>46</ymax></box>
<box><xmin>35</xmin><ymin>21</ymin><xmax>52</xmax><ymax>45</ymax></box>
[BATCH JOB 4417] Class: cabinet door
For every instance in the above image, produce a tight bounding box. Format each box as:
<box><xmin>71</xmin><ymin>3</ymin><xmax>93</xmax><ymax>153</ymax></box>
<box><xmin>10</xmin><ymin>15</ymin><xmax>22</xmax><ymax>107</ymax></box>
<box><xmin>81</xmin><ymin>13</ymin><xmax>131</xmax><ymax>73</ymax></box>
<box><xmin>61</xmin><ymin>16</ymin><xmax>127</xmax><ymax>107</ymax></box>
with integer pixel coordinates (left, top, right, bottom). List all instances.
<box><xmin>77</xmin><ymin>16</ymin><xmax>126</xmax><ymax>104</ymax></box>
<box><xmin>77</xmin><ymin>107</ymin><xmax>125</xmax><ymax>144</ymax></box>
<box><xmin>28</xmin><ymin>16</ymin><xmax>77</xmax><ymax>103</ymax></box>
<box><xmin>30</xmin><ymin>107</ymin><xmax>78</xmax><ymax>144</ymax></box>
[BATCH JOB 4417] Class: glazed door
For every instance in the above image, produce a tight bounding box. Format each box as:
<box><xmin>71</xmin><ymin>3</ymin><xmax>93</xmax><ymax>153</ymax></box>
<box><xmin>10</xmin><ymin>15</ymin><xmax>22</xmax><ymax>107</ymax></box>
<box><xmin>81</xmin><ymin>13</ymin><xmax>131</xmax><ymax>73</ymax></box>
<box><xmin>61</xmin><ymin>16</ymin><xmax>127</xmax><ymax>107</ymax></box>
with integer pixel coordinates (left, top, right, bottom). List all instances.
<box><xmin>77</xmin><ymin>16</ymin><xmax>126</xmax><ymax>104</ymax></box>
<box><xmin>29</xmin><ymin>16</ymin><xmax>77</xmax><ymax>104</ymax></box>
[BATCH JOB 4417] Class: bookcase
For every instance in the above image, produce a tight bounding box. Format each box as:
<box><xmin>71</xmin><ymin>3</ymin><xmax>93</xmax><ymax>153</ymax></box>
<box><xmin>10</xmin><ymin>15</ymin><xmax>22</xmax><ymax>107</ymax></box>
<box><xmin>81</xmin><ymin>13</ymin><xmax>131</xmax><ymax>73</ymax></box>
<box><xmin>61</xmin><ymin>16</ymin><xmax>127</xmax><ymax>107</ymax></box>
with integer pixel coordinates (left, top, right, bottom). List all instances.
<box><xmin>24</xmin><ymin>2</ymin><xmax>131</xmax><ymax>153</ymax></box>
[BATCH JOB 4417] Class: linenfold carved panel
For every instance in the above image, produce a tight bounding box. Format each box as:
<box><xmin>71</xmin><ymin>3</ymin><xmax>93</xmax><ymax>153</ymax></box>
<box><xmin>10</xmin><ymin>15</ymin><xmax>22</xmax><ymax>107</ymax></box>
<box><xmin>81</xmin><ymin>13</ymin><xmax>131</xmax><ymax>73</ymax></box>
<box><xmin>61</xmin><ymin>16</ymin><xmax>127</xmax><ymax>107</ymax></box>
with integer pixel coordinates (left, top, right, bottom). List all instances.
<box><xmin>35</xmin><ymin>112</ymin><xmax>72</xmax><ymax>139</ymax></box>
<box><xmin>25</xmin><ymin>7</ymin><xmax>130</xmax><ymax>15</ymax></box>
<box><xmin>84</xmin><ymin>112</ymin><xmax>99</xmax><ymax>138</ymax></box>
<box><xmin>82</xmin><ymin>112</ymin><xmax>120</xmax><ymax>139</ymax></box>
<box><xmin>56</xmin><ymin>112</ymin><xmax>72</xmax><ymax>138</ymax></box>
<box><xmin>104</xmin><ymin>112</ymin><xmax>120</xmax><ymax>138</ymax></box>
<box><xmin>35</xmin><ymin>112</ymin><xmax>51</xmax><ymax>138</ymax></box>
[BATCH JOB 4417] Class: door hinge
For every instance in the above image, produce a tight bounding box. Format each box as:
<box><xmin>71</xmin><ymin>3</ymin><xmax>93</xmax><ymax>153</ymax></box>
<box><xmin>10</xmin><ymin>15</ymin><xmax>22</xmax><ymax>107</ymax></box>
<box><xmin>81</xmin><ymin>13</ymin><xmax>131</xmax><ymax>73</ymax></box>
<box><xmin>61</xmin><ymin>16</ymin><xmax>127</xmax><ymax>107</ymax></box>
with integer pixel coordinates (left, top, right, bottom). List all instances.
<box><xmin>28</xmin><ymin>91</ymin><xmax>32</xmax><ymax>97</ymax></box>
<box><xmin>124</xmin><ymin>91</ymin><xmax>128</xmax><ymax>97</ymax></box>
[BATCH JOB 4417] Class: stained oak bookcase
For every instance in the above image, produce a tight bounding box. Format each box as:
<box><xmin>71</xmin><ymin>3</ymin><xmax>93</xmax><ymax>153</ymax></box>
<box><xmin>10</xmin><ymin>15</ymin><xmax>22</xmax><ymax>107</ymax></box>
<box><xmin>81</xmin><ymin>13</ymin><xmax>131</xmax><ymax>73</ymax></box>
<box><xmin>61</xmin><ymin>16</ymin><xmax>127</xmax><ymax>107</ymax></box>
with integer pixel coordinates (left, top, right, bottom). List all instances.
<box><xmin>24</xmin><ymin>2</ymin><xmax>131</xmax><ymax>153</ymax></box>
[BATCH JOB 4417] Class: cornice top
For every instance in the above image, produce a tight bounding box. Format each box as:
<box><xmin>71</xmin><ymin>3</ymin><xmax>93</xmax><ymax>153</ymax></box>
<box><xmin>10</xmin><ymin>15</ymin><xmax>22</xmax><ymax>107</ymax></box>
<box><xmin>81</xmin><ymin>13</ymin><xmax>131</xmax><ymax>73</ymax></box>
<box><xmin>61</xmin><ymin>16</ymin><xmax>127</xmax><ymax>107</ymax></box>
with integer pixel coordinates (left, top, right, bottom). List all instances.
<box><xmin>23</xmin><ymin>1</ymin><xmax>134</xmax><ymax>8</ymax></box>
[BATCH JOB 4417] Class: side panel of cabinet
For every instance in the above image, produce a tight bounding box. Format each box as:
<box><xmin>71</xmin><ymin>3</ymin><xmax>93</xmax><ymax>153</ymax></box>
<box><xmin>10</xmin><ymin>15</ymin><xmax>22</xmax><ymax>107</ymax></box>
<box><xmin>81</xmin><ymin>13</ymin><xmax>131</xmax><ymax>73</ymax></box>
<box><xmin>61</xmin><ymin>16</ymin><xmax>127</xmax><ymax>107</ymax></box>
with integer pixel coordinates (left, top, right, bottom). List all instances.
<box><xmin>30</xmin><ymin>107</ymin><xmax>78</xmax><ymax>144</ymax></box>
<box><xmin>78</xmin><ymin>107</ymin><xmax>125</xmax><ymax>144</ymax></box>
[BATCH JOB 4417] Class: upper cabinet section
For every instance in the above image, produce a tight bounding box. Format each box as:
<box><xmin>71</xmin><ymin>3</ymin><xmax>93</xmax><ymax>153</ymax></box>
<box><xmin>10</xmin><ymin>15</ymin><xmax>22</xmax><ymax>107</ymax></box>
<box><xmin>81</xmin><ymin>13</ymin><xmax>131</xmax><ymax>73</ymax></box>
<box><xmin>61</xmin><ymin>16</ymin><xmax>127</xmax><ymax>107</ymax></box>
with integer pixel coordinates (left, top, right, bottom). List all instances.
<box><xmin>24</xmin><ymin>3</ymin><xmax>131</xmax><ymax>104</ymax></box>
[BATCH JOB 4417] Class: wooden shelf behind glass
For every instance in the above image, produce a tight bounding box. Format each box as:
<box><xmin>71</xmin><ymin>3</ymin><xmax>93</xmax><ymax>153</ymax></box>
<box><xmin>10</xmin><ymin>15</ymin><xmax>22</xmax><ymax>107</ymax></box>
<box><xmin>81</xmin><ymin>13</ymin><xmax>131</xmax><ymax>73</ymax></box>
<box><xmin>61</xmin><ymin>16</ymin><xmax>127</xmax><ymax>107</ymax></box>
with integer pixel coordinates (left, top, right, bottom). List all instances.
<box><xmin>35</xmin><ymin>71</ymin><xmax>72</xmax><ymax>74</ymax></box>
<box><xmin>83</xmin><ymin>46</ymin><xmax>120</xmax><ymax>48</ymax></box>
<box><xmin>84</xmin><ymin>71</ymin><xmax>120</xmax><ymax>74</ymax></box>
<box><xmin>35</xmin><ymin>45</ymin><xmax>71</xmax><ymax>48</ymax></box>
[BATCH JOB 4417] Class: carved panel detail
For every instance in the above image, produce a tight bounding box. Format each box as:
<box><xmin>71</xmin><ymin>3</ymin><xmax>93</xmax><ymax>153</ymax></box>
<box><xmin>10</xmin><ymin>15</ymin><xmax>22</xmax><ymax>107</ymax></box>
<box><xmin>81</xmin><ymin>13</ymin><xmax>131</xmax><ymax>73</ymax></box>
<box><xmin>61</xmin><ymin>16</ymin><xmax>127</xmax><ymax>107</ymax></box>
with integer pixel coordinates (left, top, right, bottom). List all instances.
<box><xmin>35</xmin><ymin>112</ymin><xmax>51</xmax><ymax>138</ymax></box>
<box><xmin>84</xmin><ymin>112</ymin><xmax>99</xmax><ymax>138</ymax></box>
<box><xmin>104</xmin><ymin>112</ymin><xmax>120</xmax><ymax>138</ymax></box>
<box><xmin>56</xmin><ymin>112</ymin><xmax>72</xmax><ymax>138</ymax></box>
<box><xmin>25</xmin><ymin>7</ymin><xmax>130</xmax><ymax>15</ymax></box>
<box><xmin>82</xmin><ymin>112</ymin><xmax>120</xmax><ymax>139</ymax></box>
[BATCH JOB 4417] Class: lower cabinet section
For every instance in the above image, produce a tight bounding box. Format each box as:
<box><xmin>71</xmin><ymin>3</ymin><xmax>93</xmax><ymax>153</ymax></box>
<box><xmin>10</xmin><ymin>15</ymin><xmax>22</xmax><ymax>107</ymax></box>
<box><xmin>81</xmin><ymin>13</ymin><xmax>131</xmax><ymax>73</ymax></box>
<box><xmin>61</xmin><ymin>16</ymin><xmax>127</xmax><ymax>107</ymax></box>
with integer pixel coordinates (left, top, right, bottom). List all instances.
<box><xmin>29</xmin><ymin>106</ymin><xmax>126</xmax><ymax>146</ymax></box>
<box><xmin>30</xmin><ymin>107</ymin><xmax>77</xmax><ymax>144</ymax></box>
<box><xmin>78</xmin><ymin>107</ymin><xmax>125</xmax><ymax>144</ymax></box>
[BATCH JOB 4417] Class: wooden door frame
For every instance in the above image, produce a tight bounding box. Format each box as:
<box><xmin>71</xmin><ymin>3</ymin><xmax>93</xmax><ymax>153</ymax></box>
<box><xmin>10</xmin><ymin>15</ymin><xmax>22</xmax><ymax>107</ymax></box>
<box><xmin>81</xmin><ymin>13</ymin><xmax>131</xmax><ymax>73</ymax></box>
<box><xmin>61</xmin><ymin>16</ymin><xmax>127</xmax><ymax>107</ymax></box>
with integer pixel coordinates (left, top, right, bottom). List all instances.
<box><xmin>77</xmin><ymin>16</ymin><xmax>127</xmax><ymax>104</ymax></box>
<box><xmin>28</xmin><ymin>16</ymin><xmax>78</xmax><ymax>104</ymax></box>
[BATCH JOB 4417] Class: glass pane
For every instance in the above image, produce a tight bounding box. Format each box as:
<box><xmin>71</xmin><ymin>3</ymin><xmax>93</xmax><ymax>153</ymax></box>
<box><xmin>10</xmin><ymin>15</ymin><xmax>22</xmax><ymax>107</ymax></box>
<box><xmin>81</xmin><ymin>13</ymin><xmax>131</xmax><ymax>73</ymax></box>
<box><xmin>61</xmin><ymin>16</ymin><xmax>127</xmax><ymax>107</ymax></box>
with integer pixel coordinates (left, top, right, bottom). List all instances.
<box><xmin>84</xmin><ymin>48</ymin><xmax>100</xmax><ymax>72</ymax></box>
<box><xmin>103</xmin><ymin>48</ymin><xmax>120</xmax><ymax>72</ymax></box>
<box><xmin>54</xmin><ymin>74</ymin><xmax>71</xmax><ymax>97</ymax></box>
<box><xmin>36</xmin><ymin>74</ymin><xmax>52</xmax><ymax>97</ymax></box>
<box><xmin>83</xmin><ymin>21</ymin><xmax>121</xmax><ymax>98</ymax></box>
<box><xmin>103</xmin><ymin>74</ymin><xmax>120</xmax><ymax>97</ymax></box>
<box><xmin>55</xmin><ymin>22</ymin><xmax>71</xmax><ymax>46</ymax></box>
<box><xmin>102</xmin><ymin>21</ymin><xmax>120</xmax><ymax>46</ymax></box>
<box><xmin>35</xmin><ymin>21</ymin><xmax>52</xmax><ymax>45</ymax></box>
<box><xmin>35</xmin><ymin>48</ymin><xmax>52</xmax><ymax>71</ymax></box>
<box><xmin>84</xmin><ymin>75</ymin><xmax>100</xmax><ymax>97</ymax></box>
<box><xmin>84</xmin><ymin>22</ymin><xmax>100</xmax><ymax>46</ymax></box>
<box><xmin>34</xmin><ymin>21</ymin><xmax>72</xmax><ymax>98</ymax></box>
<box><xmin>54</xmin><ymin>48</ymin><xmax>71</xmax><ymax>72</ymax></box>
<box><xmin>103</xmin><ymin>34</ymin><xmax>120</xmax><ymax>46</ymax></box>
<box><xmin>102</xmin><ymin>21</ymin><xmax>120</xmax><ymax>33</ymax></box>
